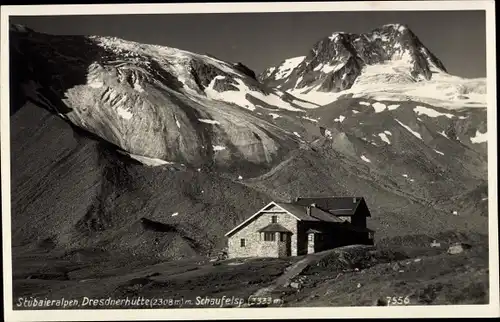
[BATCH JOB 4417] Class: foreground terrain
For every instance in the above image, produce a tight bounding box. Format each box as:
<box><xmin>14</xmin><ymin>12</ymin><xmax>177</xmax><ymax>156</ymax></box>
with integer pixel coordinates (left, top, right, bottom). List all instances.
<box><xmin>12</xmin><ymin>231</ymin><xmax>488</xmax><ymax>309</ymax></box>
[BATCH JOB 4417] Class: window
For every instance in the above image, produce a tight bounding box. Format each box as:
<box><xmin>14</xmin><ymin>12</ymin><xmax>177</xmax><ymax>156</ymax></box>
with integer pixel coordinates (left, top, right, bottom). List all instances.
<box><xmin>271</xmin><ymin>215</ymin><xmax>277</xmax><ymax>223</ymax></box>
<box><xmin>280</xmin><ymin>232</ymin><xmax>286</xmax><ymax>242</ymax></box>
<box><xmin>368</xmin><ymin>232</ymin><xmax>374</xmax><ymax>240</ymax></box>
<box><xmin>308</xmin><ymin>234</ymin><xmax>314</xmax><ymax>241</ymax></box>
<box><xmin>240</xmin><ymin>239</ymin><xmax>246</xmax><ymax>247</ymax></box>
<box><xmin>264</xmin><ymin>232</ymin><xmax>276</xmax><ymax>241</ymax></box>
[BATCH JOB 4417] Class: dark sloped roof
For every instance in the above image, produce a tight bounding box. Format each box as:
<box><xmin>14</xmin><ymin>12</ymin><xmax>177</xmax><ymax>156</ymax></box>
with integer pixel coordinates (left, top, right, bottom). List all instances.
<box><xmin>295</xmin><ymin>197</ymin><xmax>368</xmax><ymax>216</ymax></box>
<box><xmin>275</xmin><ymin>203</ymin><xmax>317</xmax><ymax>221</ymax></box>
<box><xmin>309</xmin><ymin>207</ymin><xmax>345</xmax><ymax>223</ymax></box>
<box><xmin>258</xmin><ymin>223</ymin><xmax>292</xmax><ymax>233</ymax></box>
<box><xmin>275</xmin><ymin>203</ymin><xmax>345</xmax><ymax>223</ymax></box>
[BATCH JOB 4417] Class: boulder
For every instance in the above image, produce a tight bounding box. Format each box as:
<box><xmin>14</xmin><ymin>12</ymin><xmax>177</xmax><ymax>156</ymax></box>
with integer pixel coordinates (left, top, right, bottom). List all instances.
<box><xmin>290</xmin><ymin>282</ymin><xmax>300</xmax><ymax>289</ymax></box>
<box><xmin>447</xmin><ymin>243</ymin><xmax>469</xmax><ymax>254</ymax></box>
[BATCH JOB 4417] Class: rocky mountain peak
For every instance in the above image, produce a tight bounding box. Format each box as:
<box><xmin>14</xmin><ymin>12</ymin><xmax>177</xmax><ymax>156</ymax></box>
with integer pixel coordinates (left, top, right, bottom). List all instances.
<box><xmin>260</xmin><ymin>23</ymin><xmax>449</xmax><ymax>96</ymax></box>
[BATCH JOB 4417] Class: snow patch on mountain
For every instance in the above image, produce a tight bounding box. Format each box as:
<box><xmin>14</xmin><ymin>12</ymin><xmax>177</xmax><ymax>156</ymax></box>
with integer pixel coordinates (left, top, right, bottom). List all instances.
<box><xmin>118</xmin><ymin>151</ymin><xmax>174</xmax><ymax>166</ymax></box>
<box><xmin>238</xmin><ymin>78</ymin><xmax>303</xmax><ymax>112</ymax></box>
<box><xmin>378</xmin><ymin>133</ymin><xmax>391</xmax><ymax>144</ymax></box>
<box><xmin>345</xmin><ymin>74</ymin><xmax>487</xmax><ymax>109</ymax></box>
<box><xmin>315</xmin><ymin>61</ymin><xmax>346</xmax><ymax>74</ymax></box>
<box><xmin>117</xmin><ymin>106</ymin><xmax>133</xmax><ymax>120</ymax></box>
<box><xmin>414</xmin><ymin>105</ymin><xmax>454</xmax><ymax>119</ymax></box>
<box><xmin>87</xmin><ymin>78</ymin><xmax>104</xmax><ymax>89</ymax></box>
<box><xmin>302</xmin><ymin>116</ymin><xmax>319</xmax><ymax>123</ymax></box>
<box><xmin>213</xmin><ymin>145</ymin><xmax>227</xmax><ymax>151</ymax></box>
<box><xmin>334</xmin><ymin>115</ymin><xmax>346</xmax><ymax>123</ymax></box>
<box><xmin>133</xmin><ymin>82</ymin><xmax>144</xmax><ymax>92</ymax></box>
<box><xmin>361</xmin><ymin>155</ymin><xmax>371</xmax><ymax>163</ymax></box>
<box><xmin>206</xmin><ymin>77</ymin><xmax>303</xmax><ymax>112</ymax></box>
<box><xmin>395</xmin><ymin>119</ymin><xmax>423</xmax><ymax>140</ymax></box>
<box><xmin>288</xmin><ymin>85</ymin><xmax>345</xmax><ymax>106</ymax></box>
<box><xmin>438</xmin><ymin>131</ymin><xmax>449</xmax><ymax>139</ymax></box>
<box><xmin>199</xmin><ymin>119</ymin><xmax>220</xmax><ymax>125</ymax></box>
<box><xmin>328</xmin><ymin>32</ymin><xmax>343</xmax><ymax>41</ymax></box>
<box><xmin>434</xmin><ymin>149</ymin><xmax>445</xmax><ymax>155</ymax></box>
<box><xmin>470</xmin><ymin>130</ymin><xmax>487</xmax><ymax>144</ymax></box>
<box><xmin>204</xmin><ymin>77</ymin><xmax>253</xmax><ymax>111</ymax></box>
<box><xmin>372</xmin><ymin>102</ymin><xmax>387</xmax><ymax>113</ymax></box>
<box><xmin>274</xmin><ymin>56</ymin><xmax>305</xmax><ymax>80</ymax></box>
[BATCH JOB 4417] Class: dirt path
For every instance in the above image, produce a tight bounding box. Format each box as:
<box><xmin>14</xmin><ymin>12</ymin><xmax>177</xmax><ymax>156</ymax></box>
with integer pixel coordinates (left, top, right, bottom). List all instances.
<box><xmin>242</xmin><ymin>250</ymin><xmax>336</xmax><ymax>306</ymax></box>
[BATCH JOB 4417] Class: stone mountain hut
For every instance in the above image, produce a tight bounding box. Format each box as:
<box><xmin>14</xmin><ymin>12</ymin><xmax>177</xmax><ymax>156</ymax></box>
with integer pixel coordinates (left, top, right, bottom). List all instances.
<box><xmin>225</xmin><ymin>197</ymin><xmax>374</xmax><ymax>259</ymax></box>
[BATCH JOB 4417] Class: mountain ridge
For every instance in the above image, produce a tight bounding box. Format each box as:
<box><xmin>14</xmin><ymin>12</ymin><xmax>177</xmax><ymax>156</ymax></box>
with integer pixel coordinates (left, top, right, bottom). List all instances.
<box><xmin>10</xmin><ymin>25</ymin><xmax>321</xmax><ymax>171</ymax></box>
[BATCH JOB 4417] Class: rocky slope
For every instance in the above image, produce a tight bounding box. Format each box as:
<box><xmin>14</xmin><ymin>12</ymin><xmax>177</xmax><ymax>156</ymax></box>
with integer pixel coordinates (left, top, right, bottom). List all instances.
<box><xmin>8</xmin><ymin>23</ymin><xmax>488</xmax><ymax>263</ymax></box>
<box><xmin>260</xmin><ymin>24</ymin><xmax>487</xmax><ymax>108</ymax></box>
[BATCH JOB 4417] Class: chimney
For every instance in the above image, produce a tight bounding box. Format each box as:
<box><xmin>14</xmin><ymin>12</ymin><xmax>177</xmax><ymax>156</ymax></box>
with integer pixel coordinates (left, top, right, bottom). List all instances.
<box><xmin>307</xmin><ymin>203</ymin><xmax>316</xmax><ymax>216</ymax></box>
<box><xmin>353</xmin><ymin>197</ymin><xmax>357</xmax><ymax>204</ymax></box>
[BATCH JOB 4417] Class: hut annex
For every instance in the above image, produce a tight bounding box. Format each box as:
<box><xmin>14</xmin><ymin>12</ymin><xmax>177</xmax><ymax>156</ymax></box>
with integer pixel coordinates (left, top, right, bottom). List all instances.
<box><xmin>225</xmin><ymin>197</ymin><xmax>374</xmax><ymax>259</ymax></box>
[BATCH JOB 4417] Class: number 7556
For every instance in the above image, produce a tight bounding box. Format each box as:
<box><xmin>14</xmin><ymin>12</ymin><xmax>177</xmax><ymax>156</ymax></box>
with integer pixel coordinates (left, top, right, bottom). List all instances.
<box><xmin>386</xmin><ymin>296</ymin><xmax>411</xmax><ymax>305</ymax></box>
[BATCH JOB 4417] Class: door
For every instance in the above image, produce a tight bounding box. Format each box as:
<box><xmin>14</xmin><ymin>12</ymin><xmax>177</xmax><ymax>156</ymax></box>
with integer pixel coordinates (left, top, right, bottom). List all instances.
<box><xmin>280</xmin><ymin>232</ymin><xmax>292</xmax><ymax>257</ymax></box>
<box><xmin>286</xmin><ymin>233</ymin><xmax>292</xmax><ymax>256</ymax></box>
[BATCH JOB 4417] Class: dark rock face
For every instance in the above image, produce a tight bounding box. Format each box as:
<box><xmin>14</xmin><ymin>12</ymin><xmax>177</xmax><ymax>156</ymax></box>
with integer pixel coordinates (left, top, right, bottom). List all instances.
<box><xmin>233</xmin><ymin>62</ymin><xmax>258</xmax><ymax>80</ymax></box>
<box><xmin>318</xmin><ymin>56</ymin><xmax>364</xmax><ymax>92</ymax></box>
<box><xmin>260</xmin><ymin>24</ymin><xmax>448</xmax><ymax>93</ymax></box>
<box><xmin>189</xmin><ymin>59</ymin><xmax>235</xmax><ymax>91</ymax></box>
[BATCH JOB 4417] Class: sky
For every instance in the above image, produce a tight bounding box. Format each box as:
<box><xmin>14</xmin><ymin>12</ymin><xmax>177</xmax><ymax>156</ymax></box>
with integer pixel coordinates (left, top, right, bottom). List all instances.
<box><xmin>11</xmin><ymin>10</ymin><xmax>486</xmax><ymax>78</ymax></box>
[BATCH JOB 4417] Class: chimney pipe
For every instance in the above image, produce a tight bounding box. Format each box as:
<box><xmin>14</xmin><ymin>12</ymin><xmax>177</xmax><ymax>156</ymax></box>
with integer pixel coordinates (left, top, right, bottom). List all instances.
<box><xmin>353</xmin><ymin>197</ymin><xmax>357</xmax><ymax>203</ymax></box>
<box><xmin>306</xmin><ymin>206</ymin><xmax>311</xmax><ymax>216</ymax></box>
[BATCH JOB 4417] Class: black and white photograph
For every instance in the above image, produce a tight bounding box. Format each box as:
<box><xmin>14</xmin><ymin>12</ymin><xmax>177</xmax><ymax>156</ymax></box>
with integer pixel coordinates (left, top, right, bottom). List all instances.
<box><xmin>1</xmin><ymin>1</ymin><xmax>498</xmax><ymax>320</ymax></box>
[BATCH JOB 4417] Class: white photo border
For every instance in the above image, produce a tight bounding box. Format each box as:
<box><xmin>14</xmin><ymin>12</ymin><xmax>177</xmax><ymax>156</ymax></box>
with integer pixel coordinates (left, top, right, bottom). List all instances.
<box><xmin>1</xmin><ymin>1</ymin><xmax>498</xmax><ymax>320</ymax></box>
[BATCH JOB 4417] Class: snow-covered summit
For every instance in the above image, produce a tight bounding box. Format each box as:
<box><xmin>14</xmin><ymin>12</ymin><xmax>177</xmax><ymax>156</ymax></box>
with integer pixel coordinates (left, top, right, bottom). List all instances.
<box><xmin>259</xmin><ymin>23</ymin><xmax>486</xmax><ymax>108</ymax></box>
